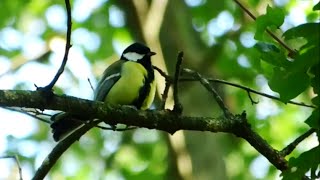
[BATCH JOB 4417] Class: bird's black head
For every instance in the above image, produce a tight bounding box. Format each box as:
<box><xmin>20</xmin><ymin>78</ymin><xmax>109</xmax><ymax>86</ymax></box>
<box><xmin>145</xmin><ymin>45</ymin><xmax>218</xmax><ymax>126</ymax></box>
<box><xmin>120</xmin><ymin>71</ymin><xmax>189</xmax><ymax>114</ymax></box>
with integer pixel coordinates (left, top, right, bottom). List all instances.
<box><xmin>121</xmin><ymin>43</ymin><xmax>156</xmax><ymax>62</ymax></box>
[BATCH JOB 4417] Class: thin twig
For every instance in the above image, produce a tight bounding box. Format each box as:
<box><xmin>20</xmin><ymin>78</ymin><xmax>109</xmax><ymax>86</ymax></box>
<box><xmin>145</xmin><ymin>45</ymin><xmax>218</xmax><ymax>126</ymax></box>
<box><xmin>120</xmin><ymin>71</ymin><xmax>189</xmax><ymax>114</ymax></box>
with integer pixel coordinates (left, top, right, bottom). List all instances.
<box><xmin>233</xmin><ymin>0</ymin><xmax>296</xmax><ymax>57</ymax></box>
<box><xmin>182</xmin><ymin>68</ymin><xmax>231</xmax><ymax>118</ymax></box>
<box><xmin>280</xmin><ymin>128</ymin><xmax>316</xmax><ymax>156</ymax></box>
<box><xmin>0</xmin><ymin>155</ymin><xmax>23</xmax><ymax>180</ymax></box>
<box><xmin>179</xmin><ymin>77</ymin><xmax>316</xmax><ymax>108</ymax></box>
<box><xmin>32</xmin><ymin>119</ymin><xmax>102</xmax><ymax>180</ymax></box>
<box><xmin>95</xmin><ymin>124</ymin><xmax>137</xmax><ymax>131</ymax></box>
<box><xmin>38</xmin><ymin>0</ymin><xmax>72</xmax><ymax>91</ymax></box>
<box><xmin>87</xmin><ymin>78</ymin><xmax>95</xmax><ymax>92</ymax></box>
<box><xmin>155</xmin><ymin>67</ymin><xmax>314</xmax><ymax>109</ymax></box>
<box><xmin>173</xmin><ymin>52</ymin><xmax>183</xmax><ymax>114</ymax></box>
<box><xmin>26</xmin><ymin>109</ymin><xmax>52</xmax><ymax>117</ymax></box>
<box><xmin>161</xmin><ymin>81</ymin><xmax>171</xmax><ymax>110</ymax></box>
<box><xmin>3</xmin><ymin>107</ymin><xmax>51</xmax><ymax>124</ymax></box>
<box><xmin>153</xmin><ymin>66</ymin><xmax>172</xmax><ymax>82</ymax></box>
<box><xmin>153</xmin><ymin>65</ymin><xmax>172</xmax><ymax>110</ymax></box>
<box><xmin>247</xmin><ymin>91</ymin><xmax>259</xmax><ymax>105</ymax></box>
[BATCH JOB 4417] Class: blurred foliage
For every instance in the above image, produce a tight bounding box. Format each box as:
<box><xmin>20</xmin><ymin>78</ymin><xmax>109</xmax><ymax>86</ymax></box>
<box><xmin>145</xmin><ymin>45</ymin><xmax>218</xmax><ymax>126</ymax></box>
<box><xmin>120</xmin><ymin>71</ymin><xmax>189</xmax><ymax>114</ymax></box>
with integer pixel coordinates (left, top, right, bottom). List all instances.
<box><xmin>0</xmin><ymin>0</ymin><xmax>319</xmax><ymax>180</ymax></box>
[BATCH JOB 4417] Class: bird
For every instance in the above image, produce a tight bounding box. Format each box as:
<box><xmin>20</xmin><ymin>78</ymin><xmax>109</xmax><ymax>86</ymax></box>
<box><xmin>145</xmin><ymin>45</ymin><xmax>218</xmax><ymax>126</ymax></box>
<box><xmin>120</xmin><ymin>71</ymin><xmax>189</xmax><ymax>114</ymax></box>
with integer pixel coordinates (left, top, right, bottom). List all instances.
<box><xmin>50</xmin><ymin>42</ymin><xmax>157</xmax><ymax>141</ymax></box>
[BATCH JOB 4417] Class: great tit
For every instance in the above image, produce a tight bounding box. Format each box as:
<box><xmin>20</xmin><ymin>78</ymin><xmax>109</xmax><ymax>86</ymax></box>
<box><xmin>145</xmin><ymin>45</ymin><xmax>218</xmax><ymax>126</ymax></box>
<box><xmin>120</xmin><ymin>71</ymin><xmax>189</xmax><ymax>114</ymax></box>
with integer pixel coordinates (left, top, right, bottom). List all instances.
<box><xmin>51</xmin><ymin>43</ymin><xmax>156</xmax><ymax>141</ymax></box>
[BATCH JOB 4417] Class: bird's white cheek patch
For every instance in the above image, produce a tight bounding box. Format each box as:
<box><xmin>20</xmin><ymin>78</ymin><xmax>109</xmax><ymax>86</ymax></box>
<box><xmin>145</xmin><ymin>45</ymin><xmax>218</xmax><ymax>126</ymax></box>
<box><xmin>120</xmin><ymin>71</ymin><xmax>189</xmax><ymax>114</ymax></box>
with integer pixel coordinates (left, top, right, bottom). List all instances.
<box><xmin>123</xmin><ymin>52</ymin><xmax>144</xmax><ymax>61</ymax></box>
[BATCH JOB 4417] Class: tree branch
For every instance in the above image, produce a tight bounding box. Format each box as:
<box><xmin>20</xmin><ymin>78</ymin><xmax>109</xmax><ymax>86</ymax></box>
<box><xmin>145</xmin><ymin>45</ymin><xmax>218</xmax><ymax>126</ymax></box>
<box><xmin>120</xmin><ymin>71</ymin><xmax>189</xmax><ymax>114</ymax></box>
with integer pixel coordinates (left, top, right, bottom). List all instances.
<box><xmin>280</xmin><ymin>128</ymin><xmax>316</xmax><ymax>157</ymax></box>
<box><xmin>4</xmin><ymin>107</ymin><xmax>51</xmax><ymax>124</ymax></box>
<box><xmin>37</xmin><ymin>0</ymin><xmax>72</xmax><ymax>92</ymax></box>
<box><xmin>153</xmin><ymin>65</ymin><xmax>173</xmax><ymax>109</ymax></box>
<box><xmin>181</xmin><ymin>68</ymin><xmax>232</xmax><ymax>118</ymax></box>
<box><xmin>155</xmin><ymin>66</ymin><xmax>314</xmax><ymax>109</ymax></box>
<box><xmin>232</xmin><ymin>112</ymin><xmax>288</xmax><ymax>170</ymax></box>
<box><xmin>179</xmin><ymin>77</ymin><xmax>316</xmax><ymax>108</ymax></box>
<box><xmin>173</xmin><ymin>52</ymin><xmax>183</xmax><ymax>113</ymax></box>
<box><xmin>0</xmin><ymin>89</ymin><xmax>288</xmax><ymax>171</ymax></box>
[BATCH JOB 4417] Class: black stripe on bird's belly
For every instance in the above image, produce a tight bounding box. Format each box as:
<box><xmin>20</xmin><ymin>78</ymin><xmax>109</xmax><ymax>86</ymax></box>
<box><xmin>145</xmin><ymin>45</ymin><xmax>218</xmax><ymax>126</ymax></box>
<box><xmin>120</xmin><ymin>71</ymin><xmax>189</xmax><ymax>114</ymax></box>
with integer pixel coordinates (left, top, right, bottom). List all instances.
<box><xmin>133</xmin><ymin>61</ymin><xmax>154</xmax><ymax>109</ymax></box>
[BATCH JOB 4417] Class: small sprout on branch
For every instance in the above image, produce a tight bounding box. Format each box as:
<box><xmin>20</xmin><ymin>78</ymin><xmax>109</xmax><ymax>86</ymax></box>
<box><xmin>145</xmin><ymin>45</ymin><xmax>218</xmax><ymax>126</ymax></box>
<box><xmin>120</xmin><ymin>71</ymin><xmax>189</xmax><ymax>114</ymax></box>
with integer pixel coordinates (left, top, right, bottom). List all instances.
<box><xmin>172</xmin><ymin>52</ymin><xmax>184</xmax><ymax>114</ymax></box>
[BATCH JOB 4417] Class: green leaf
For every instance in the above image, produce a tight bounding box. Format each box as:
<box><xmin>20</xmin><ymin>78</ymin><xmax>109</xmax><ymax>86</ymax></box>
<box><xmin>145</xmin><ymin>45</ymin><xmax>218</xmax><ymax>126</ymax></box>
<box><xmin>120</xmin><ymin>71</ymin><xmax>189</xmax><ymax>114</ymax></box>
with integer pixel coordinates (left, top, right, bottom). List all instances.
<box><xmin>289</xmin><ymin>46</ymin><xmax>320</xmax><ymax>73</ymax></box>
<box><xmin>313</xmin><ymin>1</ymin><xmax>320</xmax><ymax>11</ymax></box>
<box><xmin>310</xmin><ymin>63</ymin><xmax>320</xmax><ymax>95</ymax></box>
<box><xmin>311</xmin><ymin>75</ymin><xmax>320</xmax><ymax>96</ymax></box>
<box><xmin>268</xmin><ymin>67</ymin><xmax>310</xmax><ymax>103</ymax></box>
<box><xmin>305</xmin><ymin>108</ymin><xmax>320</xmax><ymax>129</ymax></box>
<box><xmin>255</xmin><ymin>42</ymin><xmax>291</xmax><ymax>68</ymax></box>
<box><xmin>283</xmin><ymin>23</ymin><xmax>320</xmax><ymax>45</ymax></box>
<box><xmin>282</xmin><ymin>146</ymin><xmax>320</xmax><ymax>180</ymax></box>
<box><xmin>311</xmin><ymin>96</ymin><xmax>319</xmax><ymax>106</ymax></box>
<box><xmin>255</xmin><ymin>5</ymin><xmax>285</xmax><ymax>40</ymax></box>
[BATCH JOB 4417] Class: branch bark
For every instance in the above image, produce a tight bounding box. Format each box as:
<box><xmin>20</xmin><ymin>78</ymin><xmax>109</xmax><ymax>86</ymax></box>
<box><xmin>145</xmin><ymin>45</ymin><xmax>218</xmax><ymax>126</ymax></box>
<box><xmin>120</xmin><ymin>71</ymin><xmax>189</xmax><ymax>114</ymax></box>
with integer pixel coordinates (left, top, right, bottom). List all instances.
<box><xmin>0</xmin><ymin>89</ymin><xmax>288</xmax><ymax>172</ymax></box>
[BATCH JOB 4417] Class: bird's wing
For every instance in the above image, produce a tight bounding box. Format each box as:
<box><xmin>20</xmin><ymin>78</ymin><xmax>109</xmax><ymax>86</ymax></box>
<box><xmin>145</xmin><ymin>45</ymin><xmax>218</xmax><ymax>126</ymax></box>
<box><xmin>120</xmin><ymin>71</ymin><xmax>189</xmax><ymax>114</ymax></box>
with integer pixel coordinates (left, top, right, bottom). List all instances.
<box><xmin>94</xmin><ymin>60</ymin><xmax>125</xmax><ymax>101</ymax></box>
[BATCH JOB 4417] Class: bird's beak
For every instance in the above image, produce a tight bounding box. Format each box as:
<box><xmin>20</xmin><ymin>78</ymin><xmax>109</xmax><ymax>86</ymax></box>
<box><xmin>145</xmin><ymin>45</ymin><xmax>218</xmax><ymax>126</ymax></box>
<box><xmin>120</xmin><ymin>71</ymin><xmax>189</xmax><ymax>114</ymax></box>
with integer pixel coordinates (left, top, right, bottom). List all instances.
<box><xmin>148</xmin><ymin>51</ymin><xmax>156</xmax><ymax>56</ymax></box>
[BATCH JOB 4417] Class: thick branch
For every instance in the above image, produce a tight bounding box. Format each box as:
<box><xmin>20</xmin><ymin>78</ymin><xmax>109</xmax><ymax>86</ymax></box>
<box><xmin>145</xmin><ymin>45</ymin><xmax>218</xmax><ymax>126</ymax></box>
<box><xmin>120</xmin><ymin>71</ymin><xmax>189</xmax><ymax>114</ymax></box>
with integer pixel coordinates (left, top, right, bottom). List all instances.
<box><xmin>0</xmin><ymin>90</ymin><xmax>231</xmax><ymax>134</ymax></box>
<box><xmin>232</xmin><ymin>113</ymin><xmax>288</xmax><ymax>170</ymax></box>
<box><xmin>0</xmin><ymin>89</ymin><xmax>288</xmax><ymax>171</ymax></box>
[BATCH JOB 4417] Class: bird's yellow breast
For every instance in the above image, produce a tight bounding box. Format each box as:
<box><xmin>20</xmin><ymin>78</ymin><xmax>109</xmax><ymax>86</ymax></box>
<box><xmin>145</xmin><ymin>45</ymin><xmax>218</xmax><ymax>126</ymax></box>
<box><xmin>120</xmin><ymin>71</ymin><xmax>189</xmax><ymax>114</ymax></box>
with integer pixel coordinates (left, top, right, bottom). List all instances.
<box><xmin>105</xmin><ymin>61</ymin><xmax>155</xmax><ymax>109</ymax></box>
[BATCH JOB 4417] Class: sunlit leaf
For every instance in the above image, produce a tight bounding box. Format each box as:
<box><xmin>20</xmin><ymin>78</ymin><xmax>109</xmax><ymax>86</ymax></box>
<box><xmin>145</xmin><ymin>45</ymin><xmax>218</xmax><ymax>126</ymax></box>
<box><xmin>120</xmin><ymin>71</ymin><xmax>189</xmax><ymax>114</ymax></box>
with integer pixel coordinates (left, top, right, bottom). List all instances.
<box><xmin>255</xmin><ymin>5</ymin><xmax>284</xmax><ymax>40</ymax></box>
<box><xmin>283</xmin><ymin>23</ymin><xmax>320</xmax><ymax>45</ymax></box>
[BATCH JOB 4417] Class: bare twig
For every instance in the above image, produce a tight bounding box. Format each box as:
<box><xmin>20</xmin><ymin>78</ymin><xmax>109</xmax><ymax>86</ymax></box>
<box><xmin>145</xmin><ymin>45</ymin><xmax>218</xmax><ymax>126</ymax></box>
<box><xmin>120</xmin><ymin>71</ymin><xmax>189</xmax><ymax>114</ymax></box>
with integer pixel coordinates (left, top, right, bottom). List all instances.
<box><xmin>95</xmin><ymin>124</ymin><xmax>137</xmax><ymax>131</ymax></box>
<box><xmin>37</xmin><ymin>0</ymin><xmax>72</xmax><ymax>91</ymax></box>
<box><xmin>87</xmin><ymin>78</ymin><xmax>95</xmax><ymax>92</ymax></box>
<box><xmin>247</xmin><ymin>91</ymin><xmax>259</xmax><ymax>105</ymax></box>
<box><xmin>173</xmin><ymin>52</ymin><xmax>183</xmax><ymax>114</ymax></box>
<box><xmin>3</xmin><ymin>107</ymin><xmax>51</xmax><ymax>124</ymax></box>
<box><xmin>0</xmin><ymin>155</ymin><xmax>23</xmax><ymax>180</ymax></box>
<box><xmin>26</xmin><ymin>109</ymin><xmax>52</xmax><ymax>117</ymax></box>
<box><xmin>233</xmin><ymin>0</ymin><xmax>296</xmax><ymax>57</ymax></box>
<box><xmin>179</xmin><ymin>77</ymin><xmax>316</xmax><ymax>108</ymax></box>
<box><xmin>161</xmin><ymin>81</ymin><xmax>171</xmax><ymax>110</ymax></box>
<box><xmin>280</xmin><ymin>128</ymin><xmax>316</xmax><ymax>156</ymax></box>
<box><xmin>155</xmin><ymin>66</ymin><xmax>314</xmax><ymax>109</ymax></box>
<box><xmin>153</xmin><ymin>65</ymin><xmax>172</xmax><ymax>110</ymax></box>
<box><xmin>153</xmin><ymin>66</ymin><xmax>172</xmax><ymax>82</ymax></box>
<box><xmin>182</xmin><ymin>68</ymin><xmax>232</xmax><ymax>118</ymax></box>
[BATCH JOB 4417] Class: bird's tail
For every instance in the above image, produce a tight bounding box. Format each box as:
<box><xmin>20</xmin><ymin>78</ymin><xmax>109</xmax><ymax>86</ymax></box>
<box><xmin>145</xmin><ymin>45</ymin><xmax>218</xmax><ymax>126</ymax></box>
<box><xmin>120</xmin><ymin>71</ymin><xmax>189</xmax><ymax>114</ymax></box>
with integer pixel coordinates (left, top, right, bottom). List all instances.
<box><xmin>50</xmin><ymin>112</ymin><xmax>85</xmax><ymax>141</ymax></box>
